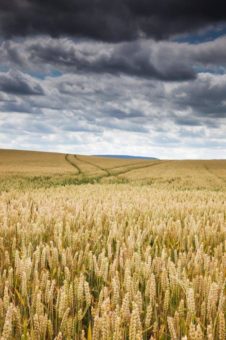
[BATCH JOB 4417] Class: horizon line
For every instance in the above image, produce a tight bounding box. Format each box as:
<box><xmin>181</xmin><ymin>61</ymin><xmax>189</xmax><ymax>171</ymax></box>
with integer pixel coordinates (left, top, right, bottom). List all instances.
<box><xmin>0</xmin><ymin>147</ymin><xmax>225</xmax><ymax>161</ymax></box>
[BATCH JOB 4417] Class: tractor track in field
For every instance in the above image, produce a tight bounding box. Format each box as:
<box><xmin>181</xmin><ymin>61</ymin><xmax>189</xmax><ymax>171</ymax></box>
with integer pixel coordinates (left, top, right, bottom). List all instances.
<box><xmin>74</xmin><ymin>155</ymin><xmax>111</xmax><ymax>176</ymax></box>
<box><xmin>105</xmin><ymin>160</ymin><xmax>156</xmax><ymax>171</ymax></box>
<box><xmin>65</xmin><ymin>156</ymin><xmax>226</xmax><ymax>188</ymax></box>
<box><xmin>65</xmin><ymin>154</ymin><xmax>82</xmax><ymax>175</ymax></box>
<box><xmin>110</xmin><ymin>160</ymin><xmax>170</xmax><ymax>177</ymax></box>
<box><xmin>73</xmin><ymin>155</ymin><xmax>170</xmax><ymax>180</ymax></box>
<box><xmin>203</xmin><ymin>164</ymin><xmax>226</xmax><ymax>184</ymax></box>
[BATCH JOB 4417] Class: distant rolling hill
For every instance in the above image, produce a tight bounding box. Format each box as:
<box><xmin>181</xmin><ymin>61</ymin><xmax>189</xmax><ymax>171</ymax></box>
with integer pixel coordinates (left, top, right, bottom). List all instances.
<box><xmin>1</xmin><ymin>149</ymin><xmax>226</xmax><ymax>191</ymax></box>
<box><xmin>0</xmin><ymin>149</ymin><xmax>158</xmax><ymax>176</ymax></box>
<box><xmin>94</xmin><ymin>155</ymin><xmax>158</xmax><ymax>160</ymax></box>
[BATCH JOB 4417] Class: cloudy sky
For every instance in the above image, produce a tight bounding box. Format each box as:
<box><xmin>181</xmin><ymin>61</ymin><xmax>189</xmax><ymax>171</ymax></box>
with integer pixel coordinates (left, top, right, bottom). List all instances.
<box><xmin>0</xmin><ymin>0</ymin><xmax>226</xmax><ymax>158</ymax></box>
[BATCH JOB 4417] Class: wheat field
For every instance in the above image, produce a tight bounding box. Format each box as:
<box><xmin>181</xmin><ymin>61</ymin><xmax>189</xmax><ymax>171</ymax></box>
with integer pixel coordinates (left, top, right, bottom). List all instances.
<box><xmin>0</xmin><ymin>149</ymin><xmax>225</xmax><ymax>339</ymax></box>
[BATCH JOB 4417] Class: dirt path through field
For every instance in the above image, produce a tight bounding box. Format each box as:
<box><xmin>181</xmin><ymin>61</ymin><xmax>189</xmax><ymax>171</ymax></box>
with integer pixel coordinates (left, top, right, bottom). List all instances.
<box><xmin>65</xmin><ymin>154</ymin><xmax>82</xmax><ymax>175</ymax></box>
<box><xmin>73</xmin><ymin>155</ymin><xmax>170</xmax><ymax>181</ymax></box>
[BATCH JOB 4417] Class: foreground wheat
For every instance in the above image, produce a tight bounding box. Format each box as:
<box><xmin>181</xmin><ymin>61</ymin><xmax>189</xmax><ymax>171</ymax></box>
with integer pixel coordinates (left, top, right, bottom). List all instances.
<box><xmin>0</xmin><ymin>184</ymin><xmax>225</xmax><ymax>339</ymax></box>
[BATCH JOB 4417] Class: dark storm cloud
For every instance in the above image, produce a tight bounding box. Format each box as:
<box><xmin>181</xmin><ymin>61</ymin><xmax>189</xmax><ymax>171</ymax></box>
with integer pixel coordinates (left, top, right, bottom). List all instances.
<box><xmin>28</xmin><ymin>39</ymin><xmax>196</xmax><ymax>81</ymax></box>
<box><xmin>172</xmin><ymin>74</ymin><xmax>226</xmax><ymax>118</ymax></box>
<box><xmin>1</xmin><ymin>36</ymin><xmax>226</xmax><ymax>82</ymax></box>
<box><xmin>0</xmin><ymin>70</ymin><xmax>44</xmax><ymax>95</ymax></box>
<box><xmin>0</xmin><ymin>0</ymin><xmax>226</xmax><ymax>41</ymax></box>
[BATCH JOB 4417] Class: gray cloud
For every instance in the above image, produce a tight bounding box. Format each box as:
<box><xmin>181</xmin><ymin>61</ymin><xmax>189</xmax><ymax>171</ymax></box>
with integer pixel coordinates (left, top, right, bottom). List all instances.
<box><xmin>1</xmin><ymin>37</ymin><xmax>226</xmax><ymax>82</ymax></box>
<box><xmin>1</xmin><ymin>70</ymin><xmax>225</xmax><ymax>129</ymax></box>
<box><xmin>0</xmin><ymin>69</ymin><xmax>225</xmax><ymax>158</ymax></box>
<box><xmin>172</xmin><ymin>74</ymin><xmax>226</xmax><ymax>117</ymax></box>
<box><xmin>1</xmin><ymin>69</ymin><xmax>225</xmax><ymax>127</ymax></box>
<box><xmin>22</xmin><ymin>38</ymin><xmax>196</xmax><ymax>81</ymax></box>
<box><xmin>0</xmin><ymin>32</ymin><xmax>225</xmax><ymax>158</ymax></box>
<box><xmin>0</xmin><ymin>70</ymin><xmax>44</xmax><ymax>95</ymax></box>
<box><xmin>175</xmin><ymin>117</ymin><xmax>203</xmax><ymax>127</ymax></box>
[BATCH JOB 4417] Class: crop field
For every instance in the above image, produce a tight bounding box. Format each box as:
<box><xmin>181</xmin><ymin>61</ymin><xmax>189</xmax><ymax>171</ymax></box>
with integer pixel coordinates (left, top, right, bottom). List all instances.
<box><xmin>0</xmin><ymin>149</ymin><xmax>225</xmax><ymax>339</ymax></box>
<box><xmin>1</xmin><ymin>149</ymin><xmax>226</xmax><ymax>190</ymax></box>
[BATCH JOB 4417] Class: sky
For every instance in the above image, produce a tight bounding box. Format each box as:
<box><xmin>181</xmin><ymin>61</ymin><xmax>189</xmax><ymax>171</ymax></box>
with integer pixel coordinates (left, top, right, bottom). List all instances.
<box><xmin>0</xmin><ymin>0</ymin><xmax>226</xmax><ymax>159</ymax></box>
